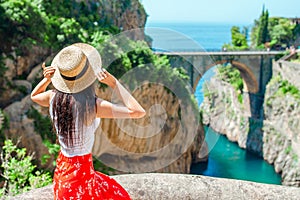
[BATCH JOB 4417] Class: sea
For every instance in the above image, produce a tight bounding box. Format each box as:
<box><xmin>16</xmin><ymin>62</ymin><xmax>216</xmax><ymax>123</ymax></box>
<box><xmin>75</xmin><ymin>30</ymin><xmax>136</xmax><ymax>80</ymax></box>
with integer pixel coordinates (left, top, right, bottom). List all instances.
<box><xmin>145</xmin><ymin>21</ymin><xmax>250</xmax><ymax>52</ymax></box>
<box><xmin>145</xmin><ymin>21</ymin><xmax>282</xmax><ymax>185</ymax></box>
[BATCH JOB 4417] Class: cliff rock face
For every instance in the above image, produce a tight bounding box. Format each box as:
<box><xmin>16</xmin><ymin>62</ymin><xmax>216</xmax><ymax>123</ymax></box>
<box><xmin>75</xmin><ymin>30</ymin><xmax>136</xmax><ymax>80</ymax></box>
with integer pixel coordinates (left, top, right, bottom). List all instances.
<box><xmin>0</xmin><ymin>47</ymin><xmax>51</xmax><ymax>108</ymax></box>
<box><xmin>97</xmin><ymin>0</ymin><xmax>147</xmax><ymax>40</ymax></box>
<box><xmin>201</xmin><ymin>75</ymin><xmax>249</xmax><ymax>149</ymax></box>
<box><xmin>200</xmin><ymin>68</ymin><xmax>264</xmax><ymax>155</ymax></box>
<box><xmin>3</xmin><ymin>96</ymin><xmax>55</xmax><ymax>170</ymax></box>
<box><xmin>13</xmin><ymin>173</ymin><xmax>300</xmax><ymax>200</ymax></box>
<box><xmin>263</xmin><ymin>61</ymin><xmax>300</xmax><ymax>187</ymax></box>
<box><xmin>93</xmin><ymin>83</ymin><xmax>207</xmax><ymax>173</ymax></box>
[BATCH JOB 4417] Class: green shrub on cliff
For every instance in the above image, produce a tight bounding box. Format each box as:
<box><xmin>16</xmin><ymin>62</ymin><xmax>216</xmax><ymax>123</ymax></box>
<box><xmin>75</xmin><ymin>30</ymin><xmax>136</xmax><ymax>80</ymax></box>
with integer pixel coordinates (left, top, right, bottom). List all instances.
<box><xmin>268</xmin><ymin>17</ymin><xmax>299</xmax><ymax>50</ymax></box>
<box><xmin>0</xmin><ymin>140</ymin><xmax>52</xmax><ymax>197</ymax></box>
<box><xmin>291</xmin><ymin>53</ymin><xmax>300</xmax><ymax>63</ymax></box>
<box><xmin>265</xmin><ymin>75</ymin><xmax>300</xmax><ymax>106</ymax></box>
<box><xmin>0</xmin><ymin>0</ymin><xmax>49</xmax><ymax>54</ymax></box>
<box><xmin>274</xmin><ymin>78</ymin><xmax>300</xmax><ymax>100</ymax></box>
<box><xmin>217</xmin><ymin>63</ymin><xmax>244</xmax><ymax>104</ymax></box>
<box><xmin>0</xmin><ymin>0</ymin><xmax>119</xmax><ymax>55</ymax></box>
<box><xmin>0</xmin><ymin>55</ymin><xmax>7</xmax><ymax>91</ymax></box>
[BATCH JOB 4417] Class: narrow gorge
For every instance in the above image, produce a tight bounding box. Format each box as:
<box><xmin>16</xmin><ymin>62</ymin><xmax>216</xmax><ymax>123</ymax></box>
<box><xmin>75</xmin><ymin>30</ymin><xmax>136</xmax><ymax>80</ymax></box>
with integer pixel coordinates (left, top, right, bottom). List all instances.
<box><xmin>200</xmin><ymin>58</ymin><xmax>300</xmax><ymax>187</ymax></box>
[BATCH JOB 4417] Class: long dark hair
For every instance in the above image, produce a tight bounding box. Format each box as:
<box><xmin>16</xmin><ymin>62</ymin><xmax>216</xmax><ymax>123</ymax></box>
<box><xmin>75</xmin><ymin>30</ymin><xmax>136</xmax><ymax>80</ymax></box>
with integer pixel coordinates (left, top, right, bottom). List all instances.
<box><xmin>51</xmin><ymin>84</ymin><xmax>97</xmax><ymax>147</ymax></box>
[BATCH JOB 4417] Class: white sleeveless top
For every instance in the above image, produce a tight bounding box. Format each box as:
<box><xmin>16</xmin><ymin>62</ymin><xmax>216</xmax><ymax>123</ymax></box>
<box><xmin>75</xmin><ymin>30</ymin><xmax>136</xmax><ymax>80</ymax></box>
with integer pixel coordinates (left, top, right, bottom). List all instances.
<box><xmin>49</xmin><ymin>95</ymin><xmax>100</xmax><ymax>157</ymax></box>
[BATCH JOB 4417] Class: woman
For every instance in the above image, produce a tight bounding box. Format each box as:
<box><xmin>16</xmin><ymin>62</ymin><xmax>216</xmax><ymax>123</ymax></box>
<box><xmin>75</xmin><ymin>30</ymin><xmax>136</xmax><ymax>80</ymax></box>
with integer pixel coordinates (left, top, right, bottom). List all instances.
<box><xmin>31</xmin><ymin>43</ymin><xmax>145</xmax><ymax>199</ymax></box>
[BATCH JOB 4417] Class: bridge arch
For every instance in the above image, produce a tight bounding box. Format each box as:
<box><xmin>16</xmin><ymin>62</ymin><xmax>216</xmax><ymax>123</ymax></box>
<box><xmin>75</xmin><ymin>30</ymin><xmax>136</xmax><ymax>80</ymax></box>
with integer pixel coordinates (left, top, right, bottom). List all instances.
<box><xmin>193</xmin><ymin>60</ymin><xmax>259</xmax><ymax>94</ymax></box>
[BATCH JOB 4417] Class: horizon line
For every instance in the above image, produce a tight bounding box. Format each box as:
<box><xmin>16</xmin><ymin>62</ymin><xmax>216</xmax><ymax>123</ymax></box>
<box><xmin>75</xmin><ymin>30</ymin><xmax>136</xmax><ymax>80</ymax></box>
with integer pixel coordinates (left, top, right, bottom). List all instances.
<box><xmin>146</xmin><ymin>20</ymin><xmax>254</xmax><ymax>26</ymax></box>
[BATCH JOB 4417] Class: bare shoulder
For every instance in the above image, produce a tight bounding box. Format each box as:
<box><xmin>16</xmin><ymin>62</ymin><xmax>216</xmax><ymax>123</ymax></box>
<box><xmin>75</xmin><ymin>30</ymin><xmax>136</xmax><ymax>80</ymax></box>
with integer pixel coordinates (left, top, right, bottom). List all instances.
<box><xmin>31</xmin><ymin>89</ymin><xmax>56</xmax><ymax>107</ymax></box>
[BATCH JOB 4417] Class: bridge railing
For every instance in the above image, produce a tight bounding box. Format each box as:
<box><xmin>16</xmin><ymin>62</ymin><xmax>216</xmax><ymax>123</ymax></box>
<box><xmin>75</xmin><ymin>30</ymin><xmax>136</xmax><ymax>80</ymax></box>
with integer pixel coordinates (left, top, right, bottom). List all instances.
<box><xmin>152</xmin><ymin>49</ymin><xmax>285</xmax><ymax>56</ymax></box>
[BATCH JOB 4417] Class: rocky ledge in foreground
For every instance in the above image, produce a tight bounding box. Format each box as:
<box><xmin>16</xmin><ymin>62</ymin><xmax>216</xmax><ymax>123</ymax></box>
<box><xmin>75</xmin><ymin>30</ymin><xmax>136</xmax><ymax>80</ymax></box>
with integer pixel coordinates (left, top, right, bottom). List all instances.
<box><xmin>12</xmin><ymin>173</ymin><xmax>300</xmax><ymax>200</ymax></box>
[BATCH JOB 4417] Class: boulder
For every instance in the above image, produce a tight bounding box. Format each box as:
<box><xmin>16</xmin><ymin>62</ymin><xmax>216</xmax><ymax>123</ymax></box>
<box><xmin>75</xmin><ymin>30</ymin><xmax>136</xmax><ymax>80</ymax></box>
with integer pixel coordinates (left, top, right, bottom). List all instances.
<box><xmin>3</xmin><ymin>95</ymin><xmax>55</xmax><ymax>170</ymax></box>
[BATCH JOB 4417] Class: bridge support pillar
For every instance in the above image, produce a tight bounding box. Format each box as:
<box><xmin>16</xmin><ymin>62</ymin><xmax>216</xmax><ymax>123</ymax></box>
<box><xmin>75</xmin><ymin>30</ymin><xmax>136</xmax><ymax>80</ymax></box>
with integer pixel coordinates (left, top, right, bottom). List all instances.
<box><xmin>247</xmin><ymin>92</ymin><xmax>265</xmax><ymax>119</ymax></box>
<box><xmin>245</xmin><ymin>92</ymin><xmax>265</xmax><ymax>155</ymax></box>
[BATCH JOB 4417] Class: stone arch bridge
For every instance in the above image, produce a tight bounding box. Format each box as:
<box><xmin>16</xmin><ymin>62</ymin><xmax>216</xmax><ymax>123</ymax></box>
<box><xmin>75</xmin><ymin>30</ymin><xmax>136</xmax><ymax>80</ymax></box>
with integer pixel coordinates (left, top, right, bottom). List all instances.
<box><xmin>156</xmin><ymin>51</ymin><xmax>283</xmax><ymax>119</ymax></box>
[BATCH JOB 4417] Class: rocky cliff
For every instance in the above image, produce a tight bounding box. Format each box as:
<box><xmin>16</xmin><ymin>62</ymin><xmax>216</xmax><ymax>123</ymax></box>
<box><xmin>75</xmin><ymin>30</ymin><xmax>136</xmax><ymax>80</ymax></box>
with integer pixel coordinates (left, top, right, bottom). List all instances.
<box><xmin>12</xmin><ymin>173</ymin><xmax>300</xmax><ymax>200</ymax></box>
<box><xmin>93</xmin><ymin>83</ymin><xmax>207</xmax><ymax>173</ymax></box>
<box><xmin>201</xmin><ymin>61</ymin><xmax>300</xmax><ymax>187</ymax></box>
<box><xmin>263</xmin><ymin>60</ymin><xmax>300</xmax><ymax>186</ymax></box>
<box><xmin>201</xmin><ymin>74</ymin><xmax>249</xmax><ymax>149</ymax></box>
<box><xmin>97</xmin><ymin>0</ymin><xmax>147</xmax><ymax>40</ymax></box>
<box><xmin>3</xmin><ymin>96</ymin><xmax>55</xmax><ymax>170</ymax></box>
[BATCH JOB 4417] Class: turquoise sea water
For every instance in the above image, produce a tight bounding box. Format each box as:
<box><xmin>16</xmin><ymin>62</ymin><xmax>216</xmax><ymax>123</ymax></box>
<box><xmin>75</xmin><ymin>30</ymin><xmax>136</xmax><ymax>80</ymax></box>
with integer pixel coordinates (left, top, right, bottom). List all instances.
<box><xmin>146</xmin><ymin>22</ymin><xmax>282</xmax><ymax>185</ymax></box>
<box><xmin>194</xmin><ymin>68</ymin><xmax>281</xmax><ymax>185</ymax></box>
<box><xmin>190</xmin><ymin>126</ymin><xmax>281</xmax><ymax>184</ymax></box>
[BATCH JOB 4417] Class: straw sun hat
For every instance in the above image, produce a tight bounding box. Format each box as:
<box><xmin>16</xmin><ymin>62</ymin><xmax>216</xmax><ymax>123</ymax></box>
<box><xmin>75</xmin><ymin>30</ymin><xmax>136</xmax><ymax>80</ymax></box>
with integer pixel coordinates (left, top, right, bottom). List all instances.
<box><xmin>51</xmin><ymin>43</ymin><xmax>102</xmax><ymax>93</ymax></box>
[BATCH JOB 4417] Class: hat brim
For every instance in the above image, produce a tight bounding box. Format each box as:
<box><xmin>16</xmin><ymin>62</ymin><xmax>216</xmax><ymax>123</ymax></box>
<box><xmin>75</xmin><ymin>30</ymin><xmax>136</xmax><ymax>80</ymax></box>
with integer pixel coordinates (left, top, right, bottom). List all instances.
<box><xmin>51</xmin><ymin>43</ymin><xmax>102</xmax><ymax>93</ymax></box>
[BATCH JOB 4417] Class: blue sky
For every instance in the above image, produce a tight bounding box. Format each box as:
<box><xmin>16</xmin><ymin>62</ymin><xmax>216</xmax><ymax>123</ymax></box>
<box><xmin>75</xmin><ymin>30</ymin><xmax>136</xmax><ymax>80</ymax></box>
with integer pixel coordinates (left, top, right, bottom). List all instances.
<box><xmin>142</xmin><ymin>0</ymin><xmax>300</xmax><ymax>24</ymax></box>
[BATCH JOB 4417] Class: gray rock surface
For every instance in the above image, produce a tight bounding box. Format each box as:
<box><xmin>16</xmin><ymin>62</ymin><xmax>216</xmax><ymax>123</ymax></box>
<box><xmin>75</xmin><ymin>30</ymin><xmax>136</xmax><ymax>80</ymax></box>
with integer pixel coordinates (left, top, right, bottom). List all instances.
<box><xmin>3</xmin><ymin>95</ymin><xmax>55</xmax><ymax>170</ymax></box>
<box><xmin>12</xmin><ymin>173</ymin><xmax>300</xmax><ymax>200</ymax></box>
<box><xmin>201</xmin><ymin>76</ymin><xmax>250</xmax><ymax>150</ymax></box>
<box><xmin>275</xmin><ymin>60</ymin><xmax>300</xmax><ymax>89</ymax></box>
<box><xmin>263</xmin><ymin>63</ymin><xmax>300</xmax><ymax>186</ymax></box>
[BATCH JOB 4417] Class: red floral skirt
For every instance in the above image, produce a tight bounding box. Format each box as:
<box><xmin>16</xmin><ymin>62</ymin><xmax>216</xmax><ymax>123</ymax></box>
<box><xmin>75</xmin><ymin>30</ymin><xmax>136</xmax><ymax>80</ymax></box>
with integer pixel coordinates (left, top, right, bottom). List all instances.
<box><xmin>53</xmin><ymin>151</ymin><xmax>131</xmax><ymax>200</ymax></box>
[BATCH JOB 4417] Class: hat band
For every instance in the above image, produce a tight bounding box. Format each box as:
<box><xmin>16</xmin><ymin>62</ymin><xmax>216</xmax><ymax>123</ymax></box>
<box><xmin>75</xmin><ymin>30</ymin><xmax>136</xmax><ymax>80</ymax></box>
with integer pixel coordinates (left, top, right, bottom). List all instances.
<box><xmin>60</xmin><ymin>59</ymin><xmax>90</xmax><ymax>81</ymax></box>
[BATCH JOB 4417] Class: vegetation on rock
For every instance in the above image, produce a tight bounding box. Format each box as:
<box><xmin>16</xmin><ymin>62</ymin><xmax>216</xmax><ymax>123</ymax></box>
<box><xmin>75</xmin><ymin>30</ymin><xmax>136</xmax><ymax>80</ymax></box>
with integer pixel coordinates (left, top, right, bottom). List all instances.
<box><xmin>263</xmin><ymin>74</ymin><xmax>300</xmax><ymax>186</ymax></box>
<box><xmin>0</xmin><ymin>140</ymin><xmax>52</xmax><ymax>197</ymax></box>
<box><xmin>291</xmin><ymin>53</ymin><xmax>300</xmax><ymax>63</ymax></box>
<box><xmin>217</xmin><ymin>64</ymin><xmax>244</xmax><ymax>104</ymax></box>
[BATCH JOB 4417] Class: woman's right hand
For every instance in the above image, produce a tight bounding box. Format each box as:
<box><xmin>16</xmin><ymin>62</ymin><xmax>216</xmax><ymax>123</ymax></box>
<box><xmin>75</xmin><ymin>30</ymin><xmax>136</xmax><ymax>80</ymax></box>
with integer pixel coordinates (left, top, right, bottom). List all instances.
<box><xmin>96</xmin><ymin>68</ymin><xmax>117</xmax><ymax>88</ymax></box>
